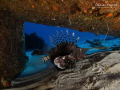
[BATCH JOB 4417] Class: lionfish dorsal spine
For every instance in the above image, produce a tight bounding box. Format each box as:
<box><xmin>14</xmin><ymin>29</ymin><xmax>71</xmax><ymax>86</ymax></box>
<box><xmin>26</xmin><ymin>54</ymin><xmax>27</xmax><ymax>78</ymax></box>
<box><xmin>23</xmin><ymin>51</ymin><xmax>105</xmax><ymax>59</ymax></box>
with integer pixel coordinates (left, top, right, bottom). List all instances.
<box><xmin>56</xmin><ymin>30</ymin><xmax>60</xmax><ymax>36</ymax></box>
<box><xmin>49</xmin><ymin>30</ymin><xmax>80</xmax><ymax>45</ymax></box>
<box><xmin>66</xmin><ymin>29</ymin><xmax>69</xmax><ymax>36</ymax></box>
<box><xmin>72</xmin><ymin>32</ymin><xmax>75</xmax><ymax>37</ymax></box>
<box><xmin>61</xmin><ymin>30</ymin><xmax>64</xmax><ymax>35</ymax></box>
<box><xmin>76</xmin><ymin>37</ymin><xmax>80</xmax><ymax>42</ymax></box>
<box><xmin>58</xmin><ymin>30</ymin><xmax>65</xmax><ymax>43</ymax></box>
<box><xmin>61</xmin><ymin>30</ymin><xmax>65</xmax><ymax>42</ymax></box>
<box><xmin>49</xmin><ymin>36</ymin><xmax>55</xmax><ymax>44</ymax></box>
<box><xmin>56</xmin><ymin>33</ymin><xmax>62</xmax><ymax>44</ymax></box>
<box><xmin>72</xmin><ymin>32</ymin><xmax>75</xmax><ymax>43</ymax></box>
<box><xmin>66</xmin><ymin>29</ymin><xmax>71</xmax><ymax>43</ymax></box>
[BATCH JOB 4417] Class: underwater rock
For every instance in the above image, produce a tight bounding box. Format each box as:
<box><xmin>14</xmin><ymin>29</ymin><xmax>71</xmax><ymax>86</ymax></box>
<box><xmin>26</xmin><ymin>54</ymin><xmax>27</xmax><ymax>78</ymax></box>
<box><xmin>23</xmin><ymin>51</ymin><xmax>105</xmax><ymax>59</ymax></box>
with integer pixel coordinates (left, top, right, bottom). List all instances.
<box><xmin>111</xmin><ymin>46</ymin><xmax>120</xmax><ymax>51</ymax></box>
<box><xmin>105</xmin><ymin>36</ymin><xmax>117</xmax><ymax>40</ymax></box>
<box><xmin>4</xmin><ymin>50</ymin><xmax>120</xmax><ymax>90</ymax></box>
<box><xmin>86</xmin><ymin>39</ymin><xmax>102</xmax><ymax>47</ymax></box>
<box><xmin>25</xmin><ymin>56</ymin><xmax>29</xmax><ymax>62</ymax></box>
<box><xmin>5</xmin><ymin>66</ymin><xmax>58</xmax><ymax>90</ymax></box>
<box><xmin>25</xmin><ymin>33</ymin><xmax>44</xmax><ymax>50</ymax></box>
<box><xmin>52</xmin><ymin>51</ymin><xmax>120</xmax><ymax>90</ymax></box>
<box><xmin>0</xmin><ymin>11</ymin><xmax>27</xmax><ymax>88</ymax></box>
<box><xmin>31</xmin><ymin>49</ymin><xmax>44</xmax><ymax>55</ymax></box>
<box><xmin>39</xmin><ymin>51</ymin><xmax>120</xmax><ymax>90</ymax></box>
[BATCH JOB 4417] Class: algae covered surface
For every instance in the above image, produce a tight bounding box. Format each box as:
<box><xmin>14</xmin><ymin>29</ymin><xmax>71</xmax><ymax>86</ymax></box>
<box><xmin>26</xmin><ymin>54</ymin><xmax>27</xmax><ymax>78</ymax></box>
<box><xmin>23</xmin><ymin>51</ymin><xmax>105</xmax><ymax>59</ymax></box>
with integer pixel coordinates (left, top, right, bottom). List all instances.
<box><xmin>0</xmin><ymin>0</ymin><xmax>120</xmax><ymax>36</ymax></box>
<box><xmin>0</xmin><ymin>0</ymin><xmax>120</xmax><ymax>88</ymax></box>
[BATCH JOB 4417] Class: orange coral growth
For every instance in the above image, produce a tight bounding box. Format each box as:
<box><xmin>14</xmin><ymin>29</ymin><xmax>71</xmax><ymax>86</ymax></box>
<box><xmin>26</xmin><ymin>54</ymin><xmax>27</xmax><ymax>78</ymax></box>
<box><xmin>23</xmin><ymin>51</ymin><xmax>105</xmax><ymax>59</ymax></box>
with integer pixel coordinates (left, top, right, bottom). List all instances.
<box><xmin>83</xmin><ymin>10</ymin><xmax>87</xmax><ymax>13</ymax></box>
<box><xmin>0</xmin><ymin>34</ymin><xmax>3</xmax><ymax>38</ymax></box>
<box><xmin>113</xmin><ymin>26</ymin><xmax>120</xmax><ymax>29</ymax></box>
<box><xmin>5</xmin><ymin>82</ymin><xmax>10</xmax><ymax>87</ymax></box>
<box><xmin>106</xmin><ymin>13</ymin><xmax>113</xmax><ymax>17</ymax></box>
<box><xmin>113</xmin><ymin>18</ymin><xmax>120</xmax><ymax>21</ymax></box>
<box><xmin>31</xmin><ymin>5</ymin><xmax>35</xmax><ymax>8</ymax></box>
<box><xmin>52</xmin><ymin>6</ymin><xmax>58</xmax><ymax>11</ymax></box>
<box><xmin>80</xmin><ymin>29</ymin><xmax>86</xmax><ymax>32</ymax></box>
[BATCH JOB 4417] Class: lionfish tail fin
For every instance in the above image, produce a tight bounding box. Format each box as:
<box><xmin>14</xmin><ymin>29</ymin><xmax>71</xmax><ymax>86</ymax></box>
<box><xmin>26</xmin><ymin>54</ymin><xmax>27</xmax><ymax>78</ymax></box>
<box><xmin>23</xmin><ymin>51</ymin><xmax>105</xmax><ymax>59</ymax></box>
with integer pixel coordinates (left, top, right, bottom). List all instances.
<box><xmin>42</xmin><ymin>56</ymin><xmax>50</xmax><ymax>62</ymax></box>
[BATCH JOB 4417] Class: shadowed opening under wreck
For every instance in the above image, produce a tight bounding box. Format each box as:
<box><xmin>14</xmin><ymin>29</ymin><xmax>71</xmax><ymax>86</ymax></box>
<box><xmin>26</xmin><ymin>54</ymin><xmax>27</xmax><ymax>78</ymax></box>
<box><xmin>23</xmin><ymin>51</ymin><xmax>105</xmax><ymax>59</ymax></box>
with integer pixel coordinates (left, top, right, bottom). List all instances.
<box><xmin>3</xmin><ymin>21</ymin><xmax>120</xmax><ymax>89</ymax></box>
<box><xmin>19</xmin><ymin>21</ymin><xmax>120</xmax><ymax>77</ymax></box>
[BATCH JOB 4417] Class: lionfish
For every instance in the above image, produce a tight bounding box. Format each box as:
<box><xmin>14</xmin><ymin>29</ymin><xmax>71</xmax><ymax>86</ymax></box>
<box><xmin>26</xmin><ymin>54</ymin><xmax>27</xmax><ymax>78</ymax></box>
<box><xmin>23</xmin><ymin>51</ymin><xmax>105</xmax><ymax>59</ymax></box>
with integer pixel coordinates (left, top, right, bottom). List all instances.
<box><xmin>42</xmin><ymin>30</ymin><xmax>86</xmax><ymax>70</ymax></box>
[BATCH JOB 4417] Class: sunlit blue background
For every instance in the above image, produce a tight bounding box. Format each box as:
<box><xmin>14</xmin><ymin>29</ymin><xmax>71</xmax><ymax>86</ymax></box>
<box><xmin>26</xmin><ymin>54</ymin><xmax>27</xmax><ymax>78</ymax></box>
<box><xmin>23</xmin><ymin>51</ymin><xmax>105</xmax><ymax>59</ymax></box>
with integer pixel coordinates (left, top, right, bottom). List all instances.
<box><xmin>24</xmin><ymin>22</ymin><xmax>107</xmax><ymax>44</ymax></box>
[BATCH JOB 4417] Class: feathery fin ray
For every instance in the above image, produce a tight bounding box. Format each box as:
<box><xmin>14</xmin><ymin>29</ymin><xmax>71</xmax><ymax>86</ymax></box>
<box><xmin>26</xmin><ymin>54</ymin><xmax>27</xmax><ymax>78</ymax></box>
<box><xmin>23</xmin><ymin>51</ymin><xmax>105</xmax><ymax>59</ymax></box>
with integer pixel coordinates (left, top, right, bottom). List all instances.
<box><xmin>49</xmin><ymin>30</ymin><xmax>80</xmax><ymax>45</ymax></box>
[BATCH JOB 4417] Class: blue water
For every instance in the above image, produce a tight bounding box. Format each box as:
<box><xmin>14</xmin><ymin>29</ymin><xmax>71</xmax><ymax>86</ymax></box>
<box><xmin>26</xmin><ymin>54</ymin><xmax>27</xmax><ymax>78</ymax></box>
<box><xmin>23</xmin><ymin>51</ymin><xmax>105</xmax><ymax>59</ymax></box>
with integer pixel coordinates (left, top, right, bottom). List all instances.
<box><xmin>18</xmin><ymin>22</ymin><xmax>120</xmax><ymax>77</ymax></box>
<box><xmin>18</xmin><ymin>51</ymin><xmax>53</xmax><ymax>77</ymax></box>
<box><xmin>24</xmin><ymin>22</ymin><xmax>108</xmax><ymax>45</ymax></box>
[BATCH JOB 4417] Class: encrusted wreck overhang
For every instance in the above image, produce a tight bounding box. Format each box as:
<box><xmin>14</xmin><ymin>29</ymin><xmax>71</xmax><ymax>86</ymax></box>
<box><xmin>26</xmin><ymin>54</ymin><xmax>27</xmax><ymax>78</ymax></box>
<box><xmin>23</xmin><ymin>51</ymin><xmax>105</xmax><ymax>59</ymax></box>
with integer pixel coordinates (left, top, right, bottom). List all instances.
<box><xmin>1</xmin><ymin>0</ymin><xmax>120</xmax><ymax>36</ymax></box>
<box><xmin>0</xmin><ymin>0</ymin><xmax>120</xmax><ymax>88</ymax></box>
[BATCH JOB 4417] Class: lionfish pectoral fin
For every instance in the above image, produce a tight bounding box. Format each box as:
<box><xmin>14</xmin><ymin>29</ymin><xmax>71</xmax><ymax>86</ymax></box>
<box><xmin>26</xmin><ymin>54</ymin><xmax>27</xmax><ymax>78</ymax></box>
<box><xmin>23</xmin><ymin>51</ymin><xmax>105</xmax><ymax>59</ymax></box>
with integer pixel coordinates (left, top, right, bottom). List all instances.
<box><xmin>42</xmin><ymin>56</ymin><xmax>50</xmax><ymax>62</ymax></box>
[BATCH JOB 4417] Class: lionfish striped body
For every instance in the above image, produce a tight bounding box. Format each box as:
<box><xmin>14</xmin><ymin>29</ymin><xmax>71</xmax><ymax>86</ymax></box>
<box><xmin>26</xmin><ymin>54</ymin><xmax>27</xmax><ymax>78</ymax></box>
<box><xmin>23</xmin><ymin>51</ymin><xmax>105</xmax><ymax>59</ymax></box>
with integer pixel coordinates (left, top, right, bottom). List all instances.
<box><xmin>42</xmin><ymin>30</ymin><xmax>86</xmax><ymax>70</ymax></box>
